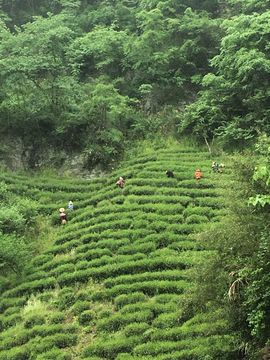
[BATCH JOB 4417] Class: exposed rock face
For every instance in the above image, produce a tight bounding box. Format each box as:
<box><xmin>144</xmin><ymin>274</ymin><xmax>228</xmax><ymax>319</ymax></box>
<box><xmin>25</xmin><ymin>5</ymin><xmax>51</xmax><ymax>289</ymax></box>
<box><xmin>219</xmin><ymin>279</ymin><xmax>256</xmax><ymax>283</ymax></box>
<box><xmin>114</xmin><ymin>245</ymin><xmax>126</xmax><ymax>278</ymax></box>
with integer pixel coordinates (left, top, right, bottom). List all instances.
<box><xmin>0</xmin><ymin>136</ymin><xmax>25</xmax><ymax>170</ymax></box>
<box><xmin>0</xmin><ymin>135</ymin><xmax>105</xmax><ymax>177</ymax></box>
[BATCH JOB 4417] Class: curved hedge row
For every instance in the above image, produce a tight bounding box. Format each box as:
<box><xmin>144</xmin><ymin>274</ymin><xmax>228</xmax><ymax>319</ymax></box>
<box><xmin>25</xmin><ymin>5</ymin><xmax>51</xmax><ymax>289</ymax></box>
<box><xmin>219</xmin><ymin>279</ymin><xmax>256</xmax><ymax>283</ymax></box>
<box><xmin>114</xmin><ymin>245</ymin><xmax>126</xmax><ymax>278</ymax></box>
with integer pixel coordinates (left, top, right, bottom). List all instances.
<box><xmin>0</xmin><ymin>146</ymin><xmax>234</xmax><ymax>359</ymax></box>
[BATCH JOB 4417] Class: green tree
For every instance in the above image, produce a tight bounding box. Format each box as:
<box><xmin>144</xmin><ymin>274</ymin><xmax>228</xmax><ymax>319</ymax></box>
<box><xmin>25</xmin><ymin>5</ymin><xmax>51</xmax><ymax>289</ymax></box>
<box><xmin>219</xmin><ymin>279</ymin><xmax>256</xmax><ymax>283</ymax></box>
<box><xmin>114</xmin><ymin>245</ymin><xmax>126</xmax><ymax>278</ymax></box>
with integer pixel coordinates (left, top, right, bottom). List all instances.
<box><xmin>181</xmin><ymin>12</ymin><xmax>270</xmax><ymax>146</ymax></box>
<box><xmin>0</xmin><ymin>232</ymin><xmax>29</xmax><ymax>274</ymax></box>
<box><xmin>69</xmin><ymin>26</ymin><xmax>128</xmax><ymax>79</ymax></box>
<box><xmin>64</xmin><ymin>81</ymin><xmax>135</xmax><ymax>167</ymax></box>
<box><xmin>0</xmin><ymin>13</ymin><xmax>79</xmax><ymax>157</ymax></box>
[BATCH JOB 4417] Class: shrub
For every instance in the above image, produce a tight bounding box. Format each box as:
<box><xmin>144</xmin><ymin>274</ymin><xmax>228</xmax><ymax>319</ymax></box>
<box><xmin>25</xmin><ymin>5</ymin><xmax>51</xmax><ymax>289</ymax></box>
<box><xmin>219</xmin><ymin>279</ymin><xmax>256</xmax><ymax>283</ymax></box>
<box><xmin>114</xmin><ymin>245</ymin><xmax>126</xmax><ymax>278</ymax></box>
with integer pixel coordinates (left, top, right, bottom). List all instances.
<box><xmin>98</xmin><ymin>309</ymin><xmax>114</xmax><ymax>320</ymax></box>
<box><xmin>57</xmin><ymin>288</ymin><xmax>76</xmax><ymax>310</ymax></box>
<box><xmin>3</xmin><ymin>306</ymin><xmax>21</xmax><ymax>316</ymax></box>
<box><xmin>5</xmin><ymin>277</ymin><xmax>56</xmax><ymax>297</ymax></box>
<box><xmin>28</xmin><ymin>333</ymin><xmax>78</xmax><ymax>354</ymax></box>
<box><xmin>0</xmin><ymin>233</ymin><xmax>29</xmax><ymax>275</ymax></box>
<box><xmin>48</xmin><ymin>312</ymin><xmax>65</xmax><ymax>324</ymax></box>
<box><xmin>0</xmin><ymin>206</ymin><xmax>26</xmax><ymax>234</ymax></box>
<box><xmin>72</xmin><ymin>300</ymin><xmax>90</xmax><ymax>315</ymax></box>
<box><xmin>0</xmin><ymin>297</ymin><xmax>27</xmax><ymax>313</ymax></box>
<box><xmin>97</xmin><ymin>310</ymin><xmax>153</xmax><ymax>332</ymax></box>
<box><xmin>84</xmin><ymin>336</ymin><xmax>139</xmax><ymax>358</ymax></box>
<box><xmin>152</xmin><ymin>312</ymin><xmax>180</xmax><ymax>329</ymax></box>
<box><xmin>23</xmin><ymin>314</ymin><xmax>46</xmax><ymax>329</ymax></box>
<box><xmin>186</xmin><ymin>215</ymin><xmax>209</xmax><ymax>224</ymax></box>
<box><xmin>114</xmin><ymin>292</ymin><xmax>147</xmax><ymax>309</ymax></box>
<box><xmin>123</xmin><ymin>322</ymin><xmax>151</xmax><ymax>337</ymax></box>
<box><xmin>50</xmin><ymin>264</ymin><xmax>76</xmax><ymax>277</ymax></box>
<box><xmin>75</xmin><ymin>290</ymin><xmax>92</xmax><ymax>302</ymax></box>
<box><xmin>106</xmin><ymin>280</ymin><xmax>187</xmax><ymax>298</ymax></box>
<box><xmin>78</xmin><ymin>310</ymin><xmax>95</xmax><ymax>325</ymax></box>
<box><xmin>35</xmin><ymin>348</ymin><xmax>72</xmax><ymax>360</ymax></box>
<box><xmin>0</xmin><ymin>313</ymin><xmax>21</xmax><ymax>330</ymax></box>
<box><xmin>0</xmin><ymin>346</ymin><xmax>30</xmax><ymax>360</ymax></box>
<box><xmin>31</xmin><ymin>254</ymin><xmax>53</xmax><ymax>267</ymax></box>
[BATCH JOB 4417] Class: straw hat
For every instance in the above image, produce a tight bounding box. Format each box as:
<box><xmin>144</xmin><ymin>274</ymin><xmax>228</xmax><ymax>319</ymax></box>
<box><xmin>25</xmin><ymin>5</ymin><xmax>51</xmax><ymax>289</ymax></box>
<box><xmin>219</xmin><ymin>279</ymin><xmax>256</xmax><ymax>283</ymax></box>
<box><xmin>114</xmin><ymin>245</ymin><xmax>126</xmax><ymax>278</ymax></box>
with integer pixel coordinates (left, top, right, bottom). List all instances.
<box><xmin>59</xmin><ymin>208</ymin><xmax>65</xmax><ymax>212</ymax></box>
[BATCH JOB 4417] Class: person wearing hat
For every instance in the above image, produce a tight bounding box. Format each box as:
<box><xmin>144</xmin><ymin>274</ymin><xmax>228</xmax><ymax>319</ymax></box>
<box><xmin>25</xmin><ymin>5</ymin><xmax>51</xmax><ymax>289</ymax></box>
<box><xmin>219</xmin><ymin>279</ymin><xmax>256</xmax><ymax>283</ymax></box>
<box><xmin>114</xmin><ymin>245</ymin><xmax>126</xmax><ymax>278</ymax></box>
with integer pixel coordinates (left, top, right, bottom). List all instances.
<box><xmin>166</xmin><ymin>170</ymin><xmax>174</xmax><ymax>178</ymax></box>
<box><xmin>218</xmin><ymin>163</ymin><xmax>225</xmax><ymax>173</ymax></box>
<box><xmin>211</xmin><ymin>161</ymin><xmax>219</xmax><ymax>173</ymax></box>
<box><xmin>59</xmin><ymin>208</ymin><xmax>67</xmax><ymax>225</ymax></box>
<box><xmin>68</xmin><ymin>201</ymin><xmax>74</xmax><ymax>211</ymax></box>
<box><xmin>116</xmin><ymin>176</ymin><xmax>125</xmax><ymax>189</ymax></box>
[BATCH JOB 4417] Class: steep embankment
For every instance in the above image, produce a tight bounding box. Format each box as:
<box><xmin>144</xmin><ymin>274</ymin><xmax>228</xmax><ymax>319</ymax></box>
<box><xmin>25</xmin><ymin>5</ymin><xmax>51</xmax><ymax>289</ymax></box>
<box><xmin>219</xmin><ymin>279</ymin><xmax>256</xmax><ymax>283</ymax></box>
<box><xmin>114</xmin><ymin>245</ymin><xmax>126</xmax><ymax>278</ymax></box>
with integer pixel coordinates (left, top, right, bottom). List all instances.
<box><xmin>0</xmin><ymin>147</ymin><xmax>235</xmax><ymax>360</ymax></box>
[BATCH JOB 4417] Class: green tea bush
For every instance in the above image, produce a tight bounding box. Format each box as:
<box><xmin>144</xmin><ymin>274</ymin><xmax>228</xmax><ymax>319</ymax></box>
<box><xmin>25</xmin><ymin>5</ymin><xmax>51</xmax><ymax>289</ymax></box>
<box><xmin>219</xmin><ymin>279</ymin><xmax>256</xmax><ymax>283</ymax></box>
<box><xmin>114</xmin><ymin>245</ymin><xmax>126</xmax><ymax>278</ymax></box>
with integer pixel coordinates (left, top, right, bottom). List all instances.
<box><xmin>31</xmin><ymin>254</ymin><xmax>53</xmax><ymax>267</ymax></box>
<box><xmin>57</xmin><ymin>288</ymin><xmax>76</xmax><ymax>310</ymax></box>
<box><xmin>152</xmin><ymin>312</ymin><xmax>180</xmax><ymax>329</ymax></box>
<box><xmin>194</xmin><ymin>197</ymin><xmax>224</xmax><ymax>208</ymax></box>
<box><xmin>0</xmin><ymin>297</ymin><xmax>27</xmax><ymax>313</ymax></box>
<box><xmin>35</xmin><ymin>348</ymin><xmax>72</xmax><ymax>360</ymax></box>
<box><xmin>23</xmin><ymin>314</ymin><xmax>46</xmax><ymax>329</ymax></box>
<box><xmin>26</xmin><ymin>271</ymin><xmax>48</xmax><ymax>282</ymax></box>
<box><xmin>97</xmin><ymin>309</ymin><xmax>114</xmax><ymax>320</ymax></box>
<box><xmin>28</xmin><ymin>333</ymin><xmax>78</xmax><ymax>354</ymax></box>
<box><xmin>183</xmin><ymin>206</ymin><xmax>212</xmax><ymax>217</ymax></box>
<box><xmin>78</xmin><ymin>310</ymin><xmax>95</xmax><ymax>325</ymax></box>
<box><xmin>84</xmin><ymin>336</ymin><xmax>139</xmax><ymax>359</ymax></box>
<box><xmin>89</xmin><ymin>290</ymin><xmax>107</xmax><ymax>302</ymax></box>
<box><xmin>50</xmin><ymin>264</ymin><xmax>76</xmax><ymax>277</ymax></box>
<box><xmin>123</xmin><ymin>322</ymin><xmax>150</xmax><ymax>337</ymax></box>
<box><xmin>104</xmin><ymin>270</ymin><xmax>187</xmax><ymax>288</ymax></box>
<box><xmin>142</xmin><ymin>233</ymin><xmax>179</xmax><ymax>248</ymax></box>
<box><xmin>48</xmin><ymin>312</ymin><xmax>65</xmax><ymax>324</ymax></box>
<box><xmin>41</xmin><ymin>257</ymin><xmax>75</xmax><ymax>272</ymax></box>
<box><xmin>0</xmin><ymin>324</ymin><xmax>78</xmax><ymax>349</ymax></box>
<box><xmin>0</xmin><ymin>313</ymin><xmax>21</xmax><ymax>330</ymax></box>
<box><xmin>2</xmin><ymin>305</ymin><xmax>21</xmax><ymax>316</ymax></box>
<box><xmin>78</xmin><ymin>238</ymin><xmax>130</xmax><ymax>253</ymax></box>
<box><xmin>5</xmin><ymin>277</ymin><xmax>56</xmax><ymax>297</ymax></box>
<box><xmin>133</xmin><ymin>335</ymin><xmax>234</xmax><ymax>357</ymax></box>
<box><xmin>77</xmin><ymin>248</ymin><xmax>112</xmax><ymax>261</ymax></box>
<box><xmin>114</xmin><ymin>292</ymin><xmax>147</xmax><ymax>309</ymax></box>
<box><xmin>0</xmin><ymin>329</ymin><xmax>29</xmax><ymax>350</ymax></box>
<box><xmin>150</xmin><ymin>319</ymin><xmax>229</xmax><ymax>341</ymax></box>
<box><xmin>117</xmin><ymin>242</ymin><xmax>156</xmax><ymax>255</ymax></box>
<box><xmin>120</xmin><ymin>302</ymin><xmax>177</xmax><ymax>317</ymax></box>
<box><xmin>47</xmin><ymin>240</ymin><xmax>81</xmax><ymax>255</ymax></box>
<box><xmin>169</xmin><ymin>240</ymin><xmax>202</xmax><ymax>251</ymax></box>
<box><xmin>72</xmin><ymin>300</ymin><xmax>90</xmax><ymax>315</ymax></box>
<box><xmin>106</xmin><ymin>280</ymin><xmax>188</xmax><ymax>298</ymax></box>
<box><xmin>186</xmin><ymin>215</ymin><xmax>209</xmax><ymax>224</ymax></box>
<box><xmin>0</xmin><ymin>346</ymin><xmax>30</xmax><ymax>360</ymax></box>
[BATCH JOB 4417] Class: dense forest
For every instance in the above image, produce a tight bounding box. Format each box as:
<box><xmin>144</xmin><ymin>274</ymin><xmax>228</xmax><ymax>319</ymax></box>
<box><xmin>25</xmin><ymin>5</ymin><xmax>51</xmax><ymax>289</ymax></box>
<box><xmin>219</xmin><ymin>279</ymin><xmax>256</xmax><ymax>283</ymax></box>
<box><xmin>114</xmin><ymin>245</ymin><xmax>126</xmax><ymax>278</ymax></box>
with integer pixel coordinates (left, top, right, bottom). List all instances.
<box><xmin>0</xmin><ymin>1</ymin><xmax>270</xmax><ymax>359</ymax></box>
<box><xmin>0</xmin><ymin>0</ymin><xmax>269</xmax><ymax>168</ymax></box>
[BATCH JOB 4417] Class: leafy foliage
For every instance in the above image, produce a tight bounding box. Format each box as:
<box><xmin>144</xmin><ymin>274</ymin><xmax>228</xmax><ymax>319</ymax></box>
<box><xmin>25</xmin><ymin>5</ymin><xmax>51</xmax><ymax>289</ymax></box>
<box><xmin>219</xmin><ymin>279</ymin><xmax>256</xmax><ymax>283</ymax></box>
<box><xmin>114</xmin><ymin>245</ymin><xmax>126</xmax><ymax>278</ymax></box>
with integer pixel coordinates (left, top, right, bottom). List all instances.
<box><xmin>0</xmin><ymin>0</ymin><xmax>223</xmax><ymax>168</ymax></box>
<box><xmin>181</xmin><ymin>11</ymin><xmax>270</xmax><ymax>145</ymax></box>
<box><xmin>0</xmin><ymin>232</ymin><xmax>29</xmax><ymax>275</ymax></box>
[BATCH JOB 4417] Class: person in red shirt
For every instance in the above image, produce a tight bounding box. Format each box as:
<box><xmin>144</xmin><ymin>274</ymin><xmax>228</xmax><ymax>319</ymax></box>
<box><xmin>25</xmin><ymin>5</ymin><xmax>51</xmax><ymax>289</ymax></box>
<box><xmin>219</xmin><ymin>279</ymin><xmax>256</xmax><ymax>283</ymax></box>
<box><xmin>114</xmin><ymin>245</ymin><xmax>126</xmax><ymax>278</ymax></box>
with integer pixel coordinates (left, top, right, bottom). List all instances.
<box><xmin>194</xmin><ymin>169</ymin><xmax>202</xmax><ymax>181</ymax></box>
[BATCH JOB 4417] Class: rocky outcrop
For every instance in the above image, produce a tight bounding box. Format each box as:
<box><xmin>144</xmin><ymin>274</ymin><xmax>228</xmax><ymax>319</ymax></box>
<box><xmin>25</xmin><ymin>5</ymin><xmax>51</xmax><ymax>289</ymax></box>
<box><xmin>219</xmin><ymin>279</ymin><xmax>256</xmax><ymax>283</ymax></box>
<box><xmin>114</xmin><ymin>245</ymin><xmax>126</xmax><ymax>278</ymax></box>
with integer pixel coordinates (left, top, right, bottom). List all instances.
<box><xmin>0</xmin><ymin>135</ymin><xmax>106</xmax><ymax>177</ymax></box>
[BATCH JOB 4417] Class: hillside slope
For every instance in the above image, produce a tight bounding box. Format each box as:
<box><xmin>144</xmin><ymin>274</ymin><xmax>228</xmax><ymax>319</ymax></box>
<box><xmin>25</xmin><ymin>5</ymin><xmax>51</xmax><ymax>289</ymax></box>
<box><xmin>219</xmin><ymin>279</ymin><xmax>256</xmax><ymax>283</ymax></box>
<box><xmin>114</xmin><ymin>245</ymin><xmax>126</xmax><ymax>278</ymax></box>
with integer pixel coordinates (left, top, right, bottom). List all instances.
<box><xmin>0</xmin><ymin>147</ymin><xmax>236</xmax><ymax>360</ymax></box>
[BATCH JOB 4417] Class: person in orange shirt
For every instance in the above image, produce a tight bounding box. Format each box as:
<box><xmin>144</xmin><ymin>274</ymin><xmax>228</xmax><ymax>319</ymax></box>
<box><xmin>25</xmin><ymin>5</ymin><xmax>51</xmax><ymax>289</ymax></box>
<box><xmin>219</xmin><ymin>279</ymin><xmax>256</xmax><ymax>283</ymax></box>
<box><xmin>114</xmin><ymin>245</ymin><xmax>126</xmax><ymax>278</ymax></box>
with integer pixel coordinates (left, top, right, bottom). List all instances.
<box><xmin>194</xmin><ymin>169</ymin><xmax>202</xmax><ymax>181</ymax></box>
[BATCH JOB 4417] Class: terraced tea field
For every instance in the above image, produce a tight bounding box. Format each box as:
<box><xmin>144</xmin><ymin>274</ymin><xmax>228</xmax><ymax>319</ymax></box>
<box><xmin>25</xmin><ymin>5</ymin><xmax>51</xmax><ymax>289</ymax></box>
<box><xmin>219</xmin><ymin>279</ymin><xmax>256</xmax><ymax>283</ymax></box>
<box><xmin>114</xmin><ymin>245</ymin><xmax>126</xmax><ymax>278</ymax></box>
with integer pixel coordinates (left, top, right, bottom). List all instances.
<box><xmin>0</xmin><ymin>147</ymin><xmax>236</xmax><ymax>360</ymax></box>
